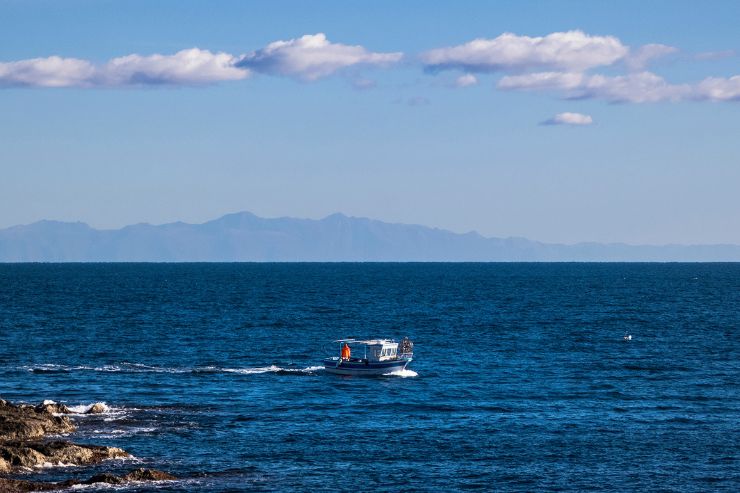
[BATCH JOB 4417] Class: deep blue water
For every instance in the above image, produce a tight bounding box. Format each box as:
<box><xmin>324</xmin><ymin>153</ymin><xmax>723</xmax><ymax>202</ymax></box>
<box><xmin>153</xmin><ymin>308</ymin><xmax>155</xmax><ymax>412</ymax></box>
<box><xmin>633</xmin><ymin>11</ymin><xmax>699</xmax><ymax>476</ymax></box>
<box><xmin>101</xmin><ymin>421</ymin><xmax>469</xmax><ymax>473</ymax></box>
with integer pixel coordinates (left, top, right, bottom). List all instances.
<box><xmin>1</xmin><ymin>263</ymin><xmax>738</xmax><ymax>492</ymax></box>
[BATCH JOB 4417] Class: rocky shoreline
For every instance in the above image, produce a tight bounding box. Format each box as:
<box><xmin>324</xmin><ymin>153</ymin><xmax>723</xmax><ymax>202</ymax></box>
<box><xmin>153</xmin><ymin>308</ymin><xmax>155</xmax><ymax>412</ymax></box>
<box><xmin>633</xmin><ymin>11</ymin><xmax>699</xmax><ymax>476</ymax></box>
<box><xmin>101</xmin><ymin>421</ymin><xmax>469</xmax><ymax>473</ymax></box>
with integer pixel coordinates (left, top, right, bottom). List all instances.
<box><xmin>0</xmin><ymin>398</ymin><xmax>175</xmax><ymax>491</ymax></box>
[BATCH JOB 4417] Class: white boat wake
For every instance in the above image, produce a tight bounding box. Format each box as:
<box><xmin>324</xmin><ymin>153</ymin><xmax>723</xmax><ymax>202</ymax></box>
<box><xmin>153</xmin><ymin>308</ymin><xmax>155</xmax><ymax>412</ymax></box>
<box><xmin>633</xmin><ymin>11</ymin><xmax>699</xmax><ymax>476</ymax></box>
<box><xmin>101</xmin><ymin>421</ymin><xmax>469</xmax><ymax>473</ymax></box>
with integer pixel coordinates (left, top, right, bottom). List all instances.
<box><xmin>223</xmin><ymin>365</ymin><xmax>325</xmax><ymax>375</ymax></box>
<box><xmin>383</xmin><ymin>369</ymin><xmax>418</xmax><ymax>378</ymax></box>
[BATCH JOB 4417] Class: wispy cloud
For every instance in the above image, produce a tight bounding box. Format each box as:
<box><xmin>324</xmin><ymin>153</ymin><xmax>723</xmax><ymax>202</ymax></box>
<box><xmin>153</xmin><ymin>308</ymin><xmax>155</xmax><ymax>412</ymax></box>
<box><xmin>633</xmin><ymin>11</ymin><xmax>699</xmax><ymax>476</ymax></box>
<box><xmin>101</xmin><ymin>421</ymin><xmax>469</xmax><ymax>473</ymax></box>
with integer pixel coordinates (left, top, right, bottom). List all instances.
<box><xmin>235</xmin><ymin>33</ymin><xmax>402</xmax><ymax>81</ymax></box>
<box><xmin>499</xmin><ymin>70</ymin><xmax>740</xmax><ymax>103</ymax></box>
<box><xmin>694</xmin><ymin>50</ymin><xmax>736</xmax><ymax>61</ymax></box>
<box><xmin>350</xmin><ymin>77</ymin><xmax>377</xmax><ymax>90</ymax></box>
<box><xmin>541</xmin><ymin>112</ymin><xmax>593</xmax><ymax>126</ymax></box>
<box><xmin>498</xmin><ymin>71</ymin><xmax>692</xmax><ymax>103</ymax></box>
<box><xmin>624</xmin><ymin>43</ymin><xmax>678</xmax><ymax>71</ymax></box>
<box><xmin>454</xmin><ymin>73</ymin><xmax>478</xmax><ymax>87</ymax></box>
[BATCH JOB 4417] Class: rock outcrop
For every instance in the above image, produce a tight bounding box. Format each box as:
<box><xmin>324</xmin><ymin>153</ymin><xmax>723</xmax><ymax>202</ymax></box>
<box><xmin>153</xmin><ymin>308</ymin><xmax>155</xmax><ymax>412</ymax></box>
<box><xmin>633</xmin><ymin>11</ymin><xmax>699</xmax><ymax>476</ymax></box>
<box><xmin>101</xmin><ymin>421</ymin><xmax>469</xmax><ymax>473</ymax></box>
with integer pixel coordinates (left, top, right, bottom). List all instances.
<box><xmin>0</xmin><ymin>398</ymin><xmax>176</xmax><ymax>490</ymax></box>
<box><xmin>85</xmin><ymin>403</ymin><xmax>107</xmax><ymax>414</ymax></box>
<box><xmin>0</xmin><ymin>468</ymin><xmax>175</xmax><ymax>492</ymax></box>
<box><xmin>33</xmin><ymin>402</ymin><xmax>71</xmax><ymax>416</ymax></box>
<box><xmin>0</xmin><ymin>399</ymin><xmax>127</xmax><ymax>471</ymax></box>
<box><xmin>0</xmin><ymin>400</ymin><xmax>74</xmax><ymax>442</ymax></box>
<box><xmin>0</xmin><ymin>440</ymin><xmax>128</xmax><ymax>470</ymax></box>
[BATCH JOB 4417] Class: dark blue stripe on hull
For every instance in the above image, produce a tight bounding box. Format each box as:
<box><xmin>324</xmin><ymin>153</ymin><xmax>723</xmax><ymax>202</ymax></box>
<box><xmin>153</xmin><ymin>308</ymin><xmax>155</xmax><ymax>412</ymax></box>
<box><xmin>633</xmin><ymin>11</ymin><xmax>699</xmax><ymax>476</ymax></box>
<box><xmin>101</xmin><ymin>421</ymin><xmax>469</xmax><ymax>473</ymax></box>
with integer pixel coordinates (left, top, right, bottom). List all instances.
<box><xmin>322</xmin><ymin>359</ymin><xmax>410</xmax><ymax>371</ymax></box>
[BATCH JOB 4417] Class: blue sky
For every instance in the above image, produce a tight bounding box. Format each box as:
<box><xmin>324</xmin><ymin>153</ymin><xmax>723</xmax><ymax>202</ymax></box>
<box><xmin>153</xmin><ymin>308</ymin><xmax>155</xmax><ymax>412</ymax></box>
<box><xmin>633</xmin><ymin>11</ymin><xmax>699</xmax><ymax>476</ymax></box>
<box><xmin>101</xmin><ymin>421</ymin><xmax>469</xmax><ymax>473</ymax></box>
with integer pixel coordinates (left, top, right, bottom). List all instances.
<box><xmin>2</xmin><ymin>0</ymin><xmax>739</xmax><ymax>244</ymax></box>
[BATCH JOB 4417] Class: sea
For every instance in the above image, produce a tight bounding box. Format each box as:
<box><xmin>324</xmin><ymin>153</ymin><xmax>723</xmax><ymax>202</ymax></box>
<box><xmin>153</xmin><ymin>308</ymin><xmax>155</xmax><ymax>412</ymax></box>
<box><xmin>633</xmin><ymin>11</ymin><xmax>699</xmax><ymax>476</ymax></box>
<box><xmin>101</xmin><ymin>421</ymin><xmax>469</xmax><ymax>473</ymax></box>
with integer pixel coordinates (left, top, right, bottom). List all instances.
<box><xmin>1</xmin><ymin>263</ymin><xmax>738</xmax><ymax>492</ymax></box>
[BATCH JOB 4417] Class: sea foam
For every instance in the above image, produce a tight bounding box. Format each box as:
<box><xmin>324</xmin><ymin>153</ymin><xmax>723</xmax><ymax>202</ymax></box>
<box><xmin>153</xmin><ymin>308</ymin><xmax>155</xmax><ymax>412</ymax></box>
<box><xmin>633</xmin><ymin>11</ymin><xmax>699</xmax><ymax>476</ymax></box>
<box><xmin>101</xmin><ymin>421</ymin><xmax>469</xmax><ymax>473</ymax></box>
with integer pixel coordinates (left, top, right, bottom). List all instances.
<box><xmin>383</xmin><ymin>369</ymin><xmax>419</xmax><ymax>378</ymax></box>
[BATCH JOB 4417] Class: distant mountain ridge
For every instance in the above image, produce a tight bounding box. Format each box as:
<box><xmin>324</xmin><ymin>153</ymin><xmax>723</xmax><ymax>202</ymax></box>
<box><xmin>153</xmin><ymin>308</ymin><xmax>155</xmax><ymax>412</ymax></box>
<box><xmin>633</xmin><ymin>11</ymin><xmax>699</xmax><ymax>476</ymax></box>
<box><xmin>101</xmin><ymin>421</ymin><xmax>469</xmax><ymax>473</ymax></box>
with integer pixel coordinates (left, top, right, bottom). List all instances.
<box><xmin>1</xmin><ymin>212</ymin><xmax>739</xmax><ymax>262</ymax></box>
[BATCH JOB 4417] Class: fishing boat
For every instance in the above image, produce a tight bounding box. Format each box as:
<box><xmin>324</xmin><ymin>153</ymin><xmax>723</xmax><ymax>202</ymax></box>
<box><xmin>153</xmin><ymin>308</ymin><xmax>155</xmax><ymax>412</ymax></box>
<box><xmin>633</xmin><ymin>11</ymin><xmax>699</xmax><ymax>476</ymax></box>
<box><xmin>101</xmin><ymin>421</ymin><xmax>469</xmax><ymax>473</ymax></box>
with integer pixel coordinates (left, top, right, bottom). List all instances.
<box><xmin>323</xmin><ymin>337</ymin><xmax>414</xmax><ymax>376</ymax></box>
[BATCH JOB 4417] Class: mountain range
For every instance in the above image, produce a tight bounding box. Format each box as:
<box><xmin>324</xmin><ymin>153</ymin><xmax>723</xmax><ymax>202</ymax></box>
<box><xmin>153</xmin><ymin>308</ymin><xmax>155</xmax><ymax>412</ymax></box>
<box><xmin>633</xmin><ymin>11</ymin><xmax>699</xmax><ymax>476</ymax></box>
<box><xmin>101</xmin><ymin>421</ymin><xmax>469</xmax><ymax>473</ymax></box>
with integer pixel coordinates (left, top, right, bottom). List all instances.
<box><xmin>1</xmin><ymin>212</ymin><xmax>739</xmax><ymax>262</ymax></box>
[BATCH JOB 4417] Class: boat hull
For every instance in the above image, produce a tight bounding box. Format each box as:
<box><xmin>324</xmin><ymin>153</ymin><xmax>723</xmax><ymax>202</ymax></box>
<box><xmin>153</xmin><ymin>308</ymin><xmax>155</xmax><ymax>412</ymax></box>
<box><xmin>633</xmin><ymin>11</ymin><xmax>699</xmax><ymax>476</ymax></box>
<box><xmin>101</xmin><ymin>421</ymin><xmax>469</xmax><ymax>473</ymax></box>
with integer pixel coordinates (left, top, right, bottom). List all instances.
<box><xmin>323</xmin><ymin>358</ymin><xmax>411</xmax><ymax>376</ymax></box>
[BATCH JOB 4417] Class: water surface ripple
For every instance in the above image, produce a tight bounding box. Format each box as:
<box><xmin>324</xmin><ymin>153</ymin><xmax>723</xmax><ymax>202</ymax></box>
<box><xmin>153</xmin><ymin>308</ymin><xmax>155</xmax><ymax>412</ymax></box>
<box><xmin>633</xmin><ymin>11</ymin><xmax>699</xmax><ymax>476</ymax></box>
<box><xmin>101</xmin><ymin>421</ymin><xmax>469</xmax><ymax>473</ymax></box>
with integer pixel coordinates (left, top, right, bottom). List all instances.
<box><xmin>0</xmin><ymin>263</ymin><xmax>738</xmax><ymax>491</ymax></box>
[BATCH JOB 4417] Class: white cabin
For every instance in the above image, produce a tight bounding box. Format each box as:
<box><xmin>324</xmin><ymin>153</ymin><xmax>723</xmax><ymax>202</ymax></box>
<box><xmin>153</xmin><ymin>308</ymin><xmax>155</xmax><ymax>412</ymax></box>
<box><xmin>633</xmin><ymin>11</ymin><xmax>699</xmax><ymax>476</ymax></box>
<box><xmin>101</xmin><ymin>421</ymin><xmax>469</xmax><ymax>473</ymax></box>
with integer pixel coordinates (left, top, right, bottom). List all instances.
<box><xmin>364</xmin><ymin>340</ymin><xmax>399</xmax><ymax>361</ymax></box>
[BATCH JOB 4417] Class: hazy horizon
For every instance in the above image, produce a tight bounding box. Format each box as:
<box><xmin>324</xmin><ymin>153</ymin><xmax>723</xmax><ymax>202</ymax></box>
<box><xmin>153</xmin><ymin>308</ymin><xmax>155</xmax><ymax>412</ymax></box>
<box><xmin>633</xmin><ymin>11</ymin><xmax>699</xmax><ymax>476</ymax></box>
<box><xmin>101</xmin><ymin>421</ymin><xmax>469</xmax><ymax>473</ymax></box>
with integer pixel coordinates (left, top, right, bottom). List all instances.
<box><xmin>5</xmin><ymin>210</ymin><xmax>740</xmax><ymax>248</ymax></box>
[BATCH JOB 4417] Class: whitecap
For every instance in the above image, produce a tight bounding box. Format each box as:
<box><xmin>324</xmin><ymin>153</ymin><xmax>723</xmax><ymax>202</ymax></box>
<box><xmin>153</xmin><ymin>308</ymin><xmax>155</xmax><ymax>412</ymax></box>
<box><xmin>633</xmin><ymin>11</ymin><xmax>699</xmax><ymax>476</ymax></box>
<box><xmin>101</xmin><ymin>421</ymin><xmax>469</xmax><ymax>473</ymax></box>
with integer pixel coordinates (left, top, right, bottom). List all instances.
<box><xmin>91</xmin><ymin>427</ymin><xmax>156</xmax><ymax>438</ymax></box>
<box><xmin>25</xmin><ymin>364</ymin><xmax>97</xmax><ymax>373</ymax></box>
<box><xmin>383</xmin><ymin>369</ymin><xmax>419</xmax><ymax>378</ymax></box>
<box><xmin>67</xmin><ymin>402</ymin><xmax>111</xmax><ymax>414</ymax></box>
<box><xmin>222</xmin><ymin>365</ymin><xmax>282</xmax><ymax>374</ymax></box>
<box><xmin>37</xmin><ymin>461</ymin><xmax>80</xmax><ymax>469</ymax></box>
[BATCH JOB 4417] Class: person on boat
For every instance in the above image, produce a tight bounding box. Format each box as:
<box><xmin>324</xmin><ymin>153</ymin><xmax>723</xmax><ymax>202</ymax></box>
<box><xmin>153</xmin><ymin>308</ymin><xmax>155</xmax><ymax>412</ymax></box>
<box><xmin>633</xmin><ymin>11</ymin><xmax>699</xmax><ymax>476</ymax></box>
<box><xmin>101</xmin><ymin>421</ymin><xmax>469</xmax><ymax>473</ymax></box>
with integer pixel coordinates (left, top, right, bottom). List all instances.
<box><xmin>341</xmin><ymin>343</ymin><xmax>351</xmax><ymax>361</ymax></box>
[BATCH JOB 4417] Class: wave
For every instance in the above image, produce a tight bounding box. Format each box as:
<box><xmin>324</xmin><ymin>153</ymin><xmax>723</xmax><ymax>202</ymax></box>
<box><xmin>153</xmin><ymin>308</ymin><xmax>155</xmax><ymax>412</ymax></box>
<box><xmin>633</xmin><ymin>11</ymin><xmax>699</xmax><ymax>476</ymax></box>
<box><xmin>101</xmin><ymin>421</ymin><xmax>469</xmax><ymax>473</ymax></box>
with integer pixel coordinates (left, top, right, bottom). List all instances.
<box><xmin>29</xmin><ymin>364</ymin><xmax>99</xmax><ymax>374</ymax></box>
<box><xmin>25</xmin><ymin>362</ymin><xmax>423</xmax><ymax>377</ymax></box>
<box><xmin>89</xmin><ymin>427</ymin><xmax>157</xmax><ymax>438</ymax></box>
<box><xmin>223</xmin><ymin>365</ymin><xmax>325</xmax><ymax>375</ymax></box>
<box><xmin>67</xmin><ymin>402</ymin><xmax>111</xmax><ymax>414</ymax></box>
<box><xmin>24</xmin><ymin>363</ymin><xmax>325</xmax><ymax>376</ymax></box>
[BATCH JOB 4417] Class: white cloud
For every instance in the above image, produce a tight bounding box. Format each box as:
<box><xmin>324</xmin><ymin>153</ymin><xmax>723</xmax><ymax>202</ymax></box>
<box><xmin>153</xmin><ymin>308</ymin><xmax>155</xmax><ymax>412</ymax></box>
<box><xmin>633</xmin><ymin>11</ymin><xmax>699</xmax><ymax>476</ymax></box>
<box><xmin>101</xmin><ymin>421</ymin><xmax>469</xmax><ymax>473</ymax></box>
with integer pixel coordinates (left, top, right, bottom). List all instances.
<box><xmin>542</xmin><ymin>112</ymin><xmax>593</xmax><ymax>126</ymax></box>
<box><xmin>101</xmin><ymin>48</ymin><xmax>248</xmax><ymax>86</ymax></box>
<box><xmin>236</xmin><ymin>33</ymin><xmax>402</xmax><ymax>81</ymax></box>
<box><xmin>499</xmin><ymin>71</ymin><xmax>693</xmax><ymax>103</ymax></box>
<box><xmin>577</xmin><ymin>72</ymin><xmax>692</xmax><ymax>103</ymax></box>
<box><xmin>694</xmin><ymin>50</ymin><xmax>735</xmax><ymax>61</ymax></box>
<box><xmin>500</xmin><ymin>71</ymin><xmax>740</xmax><ymax>103</ymax></box>
<box><xmin>695</xmin><ymin>76</ymin><xmax>740</xmax><ymax>101</ymax></box>
<box><xmin>455</xmin><ymin>73</ymin><xmax>478</xmax><ymax>87</ymax></box>
<box><xmin>498</xmin><ymin>71</ymin><xmax>586</xmax><ymax>91</ymax></box>
<box><xmin>421</xmin><ymin>30</ymin><xmax>628</xmax><ymax>73</ymax></box>
<box><xmin>1</xmin><ymin>32</ymin><xmax>739</xmax><ymax>105</ymax></box>
<box><xmin>625</xmin><ymin>43</ymin><xmax>678</xmax><ymax>71</ymax></box>
<box><xmin>0</xmin><ymin>34</ymin><xmax>400</xmax><ymax>88</ymax></box>
<box><xmin>0</xmin><ymin>56</ymin><xmax>95</xmax><ymax>87</ymax></box>
<box><xmin>0</xmin><ymin>49</ymin><xmax>247</xmax><ymax>88</ymax></box>
<box><xmin>422</xmin><ymin>31</ymin><xmax>733</xmax><ymax>104</ymax></box>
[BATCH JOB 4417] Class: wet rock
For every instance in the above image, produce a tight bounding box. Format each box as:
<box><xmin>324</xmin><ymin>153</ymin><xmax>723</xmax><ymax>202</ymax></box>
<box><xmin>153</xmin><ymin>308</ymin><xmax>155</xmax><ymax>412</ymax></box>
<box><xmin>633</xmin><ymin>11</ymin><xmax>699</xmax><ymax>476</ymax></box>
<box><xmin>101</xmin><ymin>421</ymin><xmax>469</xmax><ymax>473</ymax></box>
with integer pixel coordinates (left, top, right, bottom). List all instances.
<box><xmin>0</xmin><ymin>440</ymin><xmax>128</xmax><ymax>469</ymax></box>
<box><xmin>0</xmin><ymin>399</ymin><xmax>128</xmax><ymax>472</ymax></box>
<box><xmin>0</xmin><ymin>469</ymin><xmax>177</xmax><ymax>491</ymax></box>
<box><xmin>34</xmin><ymin>401</ymin><xmax>72</xmax><ymax>414</ymax></box>
<box><xmin>0</xmin><ymin>398</ymin><xmax>174</xmax><ymax>488</ymax></box>
<box><xmin>0</xmin><ymin>400</ymin><xmax>75</xmax><ymax>441</ymax></box>
<box><xmin>0</xmin><ymin>477</ymin><xmax>58</xmax><ymax>492</ymax></box>
<box><xmin>86</xmin><ymin>403</ymin><xmax>107</xmax><ymax>414</ymax></box>
<box><xmin>33</xmin><ymin>401</ymin><xmax>71</xmax><ymax>415</ymax></box>
<box><xmin>34</xmin><ymin>440</ymin><xmax>129</xmax><ymax>465</ymax></box>
<box><xmin>82</xmin><ymin>472</ymin><xmax>125</xmax><ymax>485</ymax></box>
<box><xmin>123</xmin><ymin>468</ymin><xmax>177</xmax><ymax>481</ymax></box>
<box><xmin>0</xmin><ymin>443</ymin><xmax>47</xmax><ymax>469</ymax></box>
